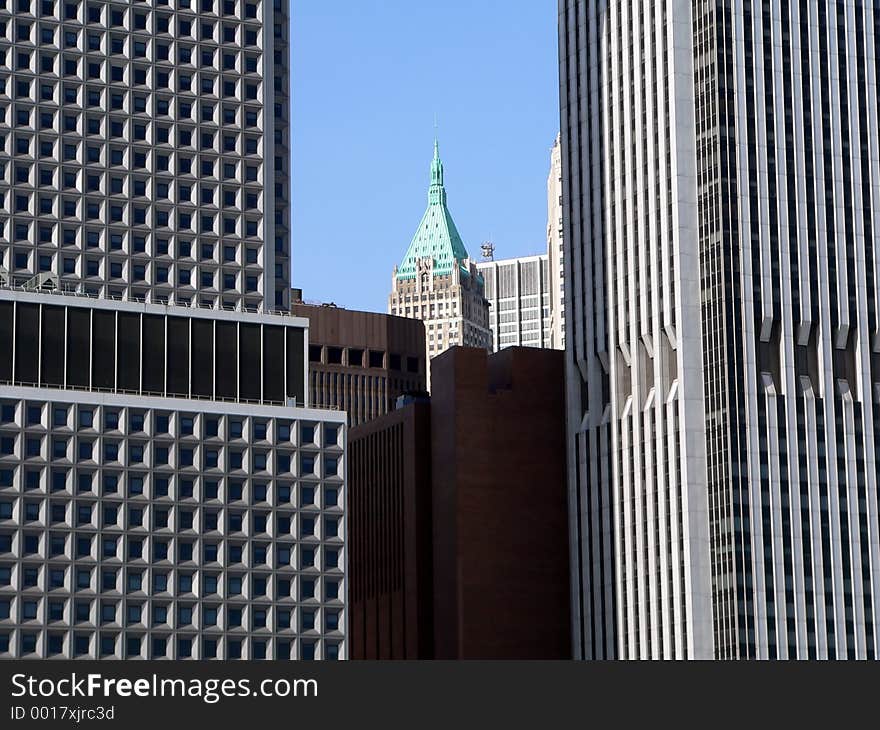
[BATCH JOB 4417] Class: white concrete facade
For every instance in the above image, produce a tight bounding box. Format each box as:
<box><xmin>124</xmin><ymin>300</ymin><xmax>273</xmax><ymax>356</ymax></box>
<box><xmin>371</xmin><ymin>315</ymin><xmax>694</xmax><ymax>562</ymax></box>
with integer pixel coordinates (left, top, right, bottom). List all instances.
<box><xmin>0</xmin><ymin>385</ymin><xmax>346</xmax><ymax>660</ymax></box>
<box><xmin>547</xmin><ymin>135</ymin><xmax>566</xmax><ymax>350</ymax></box>
<box><xmin>561</xmin><ymin>0</ymin><xmax>880</xmax><ymax>660</ymax></box>
<box><xmin>477</xmin><ymin>254</ymin><xmax>552</xmax><ymax>352</ymax></box>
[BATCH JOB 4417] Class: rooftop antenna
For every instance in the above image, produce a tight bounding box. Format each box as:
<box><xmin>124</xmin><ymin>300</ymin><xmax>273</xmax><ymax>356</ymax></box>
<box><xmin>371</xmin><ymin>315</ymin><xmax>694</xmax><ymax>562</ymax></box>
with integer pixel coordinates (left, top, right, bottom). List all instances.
<box><xmin>481</xmin><ymin>237</ymin><xmax>495</xmax><ymax>261</ymax></box>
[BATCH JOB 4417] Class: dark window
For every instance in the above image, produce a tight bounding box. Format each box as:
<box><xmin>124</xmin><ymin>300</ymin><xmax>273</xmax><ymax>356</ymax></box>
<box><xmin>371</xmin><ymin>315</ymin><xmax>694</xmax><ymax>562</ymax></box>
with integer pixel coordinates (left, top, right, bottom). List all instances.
<box><xmin>66</xmin><ymin>309</ymin><xmax>90</xmax><ymax>388</ymax></box>
<box><xmin>142</xmin><ymin>316</ymin><xmax>165</xmax><ymax>394</ymax></box>
<box><xmin>215</xmin><ymin>322</ymin><xmax>237</xmax><ymax>399</ymax></box>
<box><xmin>92</xmin><ymin>310</ymin><xmax>115</xmax><ymax>389</ymax></box>
<box><xmin>191</xmin><ymin>319</ymin><xmax>213</xmax><ymax>398</ymax></box>
<box><xmin>263</xmin><ymin>326</ymin><xmax>284</xmax><ymax>403</ymax></box>
<box><xmin>15</xmin><ymin>304</ymin><xmax>39</xmax><ymax>384</ymax></box>
<box><xmin>37</xmin><ymin>306</ymin><xmax>64</xmax><ymax>386</ymax></box>
<box><xmin>166</xmin><ymin>317</ymin><xmax>189</xmax><ymax>397</ymax></box>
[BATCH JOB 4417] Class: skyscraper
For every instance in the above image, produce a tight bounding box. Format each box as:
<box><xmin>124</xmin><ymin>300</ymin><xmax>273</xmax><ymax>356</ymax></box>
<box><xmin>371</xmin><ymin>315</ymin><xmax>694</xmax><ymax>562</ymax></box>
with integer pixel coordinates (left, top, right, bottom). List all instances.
<box><xmin>477</xmin><ymin>254</ymin><xmax>553</xmax><ymax>351</ymax></box>
<box><xmin>547</xmin><ymin>134</ymin><xmax>565</xmax><ymax>350</ymax></box>
<box><xmin>0</xmin><ymin>0</ymin><xmax>347</xmax><ymax>660</ymax></box>
<box><xmin>389</xmin><ymin>142</ymin><xmax>491</xmax><ymax>388</ymax></box>
<box><xmin>561</xmin><ymin>0</ymin><xmax>880</xmax><ymax>659</ymax></box>
<box><xmin>0</xmin><ymin>0</ymin><xmax>289</xmax><ymax>310</ymax></box>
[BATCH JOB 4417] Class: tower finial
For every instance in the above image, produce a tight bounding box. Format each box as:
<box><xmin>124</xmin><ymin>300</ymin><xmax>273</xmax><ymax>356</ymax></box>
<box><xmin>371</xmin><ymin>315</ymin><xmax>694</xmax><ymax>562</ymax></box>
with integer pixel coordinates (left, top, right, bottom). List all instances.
<box><xmin>429</xmin><ymin>132</ymin><xmax>445</xmax><ymax>204</ymax></box>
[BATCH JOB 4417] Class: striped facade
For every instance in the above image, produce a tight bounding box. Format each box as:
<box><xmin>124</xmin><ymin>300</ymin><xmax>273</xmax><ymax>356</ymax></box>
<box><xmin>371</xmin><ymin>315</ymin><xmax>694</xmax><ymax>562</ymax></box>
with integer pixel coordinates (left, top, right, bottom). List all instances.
<box><xmin>561</xmin><ymin>0</ymin><xmax>880</xmax><ymax>659</ymax></box>
<box><xmin>477</xmin><ymin>254</ymin><xmax>553</xmax><ymax>352</ymax></box>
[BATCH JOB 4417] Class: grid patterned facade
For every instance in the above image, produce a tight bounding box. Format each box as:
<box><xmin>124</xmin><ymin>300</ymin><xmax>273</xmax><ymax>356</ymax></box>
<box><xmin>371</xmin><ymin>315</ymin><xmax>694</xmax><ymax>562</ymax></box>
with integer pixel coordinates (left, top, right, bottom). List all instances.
<box><xmin>0</xmin><ymin>0</ymin><xmax>289</xmax><ymax>311</ymax></box>
<box><xmin>477</xmin><ymin>254</ymin><xmax>552</xmax><ymax>351</ymax></box>
<box><xmin>0</xmin><ymin>0</ymin><xmax>350</xmax><ymax>660</ymax></box>
<box><xmin>0</xmin><ymin>388</ymin><xmax>345</xmax><ymax>659</ymax></box>
<box><xmin>561</xmin><ymin>0</ymin><xmax>880</xmax><ymax>660</ymax></box>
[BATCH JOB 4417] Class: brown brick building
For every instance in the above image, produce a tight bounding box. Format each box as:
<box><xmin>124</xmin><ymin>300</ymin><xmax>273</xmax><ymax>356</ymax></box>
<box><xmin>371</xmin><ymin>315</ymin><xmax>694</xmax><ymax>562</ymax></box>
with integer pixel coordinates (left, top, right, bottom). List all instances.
<box><xmin>348</xmin><ymin>399</ymin><xmax>434</xmax><ymax>659</ymax></box>
<box><xmin>349</xmin><ymin>346</ymin><xmax>571</xmax><ymax>659</ymax></box>
<box><xmin>291</xmin><ymin>302</ymin><xmax>426</xmax><ymax>427</ymax></box>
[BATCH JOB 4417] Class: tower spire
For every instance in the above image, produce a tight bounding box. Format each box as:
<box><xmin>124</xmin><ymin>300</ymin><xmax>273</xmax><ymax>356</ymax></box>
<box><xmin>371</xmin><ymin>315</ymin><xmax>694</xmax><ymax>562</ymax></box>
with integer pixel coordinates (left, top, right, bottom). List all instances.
<box><xmin>394</xmin><ymin>137</ymin><xmax>471</xmax><ymax>281</ymax></box>
<box><xmin>429</xmin><ymin>137</ymin><xmax>446</xmax><ymax>205</ymax></box>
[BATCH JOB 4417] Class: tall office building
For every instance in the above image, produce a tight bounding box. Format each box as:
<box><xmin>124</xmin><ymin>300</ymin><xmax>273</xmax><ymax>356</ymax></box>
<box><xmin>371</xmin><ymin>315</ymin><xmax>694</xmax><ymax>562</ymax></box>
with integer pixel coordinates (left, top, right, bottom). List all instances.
<box><xmin>561</xmin><ymin>0</ymin><xmax>880</xmax><ymax>660</ymax></box>
<box><xmin>547</xmin><ymin>134</ymin><xmax>565</xmax><ymax>349</ymax></box>
<box><xmin>0</xmin><ymin>0</ymin><xmax>347</xmax><ymax>660</ymax></box>
<box><xmin>477</xmin><ymin>254</ymin><xmax>553</xmax><ymax>351</ymax></box>
<box><xmin>389</xmin><ymin>141</ymin><xmax>491</xmax><ymax>388</ymax></box>
<box><xmin>0</xmin><ymin>0</ymin><xmax>289</xmax><ymax>310</ymax></box>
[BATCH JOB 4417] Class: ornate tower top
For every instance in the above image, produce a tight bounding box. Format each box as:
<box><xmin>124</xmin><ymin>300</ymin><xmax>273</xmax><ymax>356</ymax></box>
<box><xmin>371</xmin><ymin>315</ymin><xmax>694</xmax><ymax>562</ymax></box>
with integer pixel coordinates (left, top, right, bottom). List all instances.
<box><xmin>395</xmin><ymin>141</ymin><xmax>472</xmax><ymax>280</ymax></box>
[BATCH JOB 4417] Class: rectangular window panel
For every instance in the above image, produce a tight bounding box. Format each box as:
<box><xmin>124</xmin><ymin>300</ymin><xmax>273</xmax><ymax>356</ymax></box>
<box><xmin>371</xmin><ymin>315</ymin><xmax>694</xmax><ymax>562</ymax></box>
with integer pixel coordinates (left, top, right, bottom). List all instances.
<box><xmin>92</xmin><ymin>310</ymin><xmax>116</xmax><ymax>390</ymax></box>
<box><xmin>166</xmin><ymin>316</ymin><xmax>189</xmax><ymax>397</ymax></box>
<box><xmin>286</xmin><ymin>327</ymin><xmax>305</xmax><ymax>406</ymax></box>
<box><xmin>66</xmin><ymin>308</ymin><xmax>90</xmax><ymax>388</ymax></box>
<box><xmin>239</xmin><ymin>324</ymin><xmax>261</xmax><ymax>401</ymax></box>
<box><xmin>142</xmin><ymin>315</ymin><xmax>165</xmax><ymax>395</ymax></box>
<box><xmin>40</xmin><ymin>305</ymin><xmax>65</xmax><ymax>387</ymax></box>
<box><xmin>263</xmin><ymin>325</ymin><xmax>284</xmax><ymax>404</ymax></box>
<box><xmin>117</xmin><ymin>312</ymin><xmax>140</xmax><ymax>393</ymax></box>
<box><xmin>0</xmin><ymin>302</ymin><xmax>12</xmax><ymax>382</ymax></box>
<box><xmin>15</xmin><ymin>303</ymin><xmax>40</xmax><ymax>385</ymax></box>
<box><xmin>191</xmin><ymin>318</ymin><xmax>213</xmax><ymax>398</ymax></box>
<box><xmin>215</xmin><ymin>321</ymin><xmax>237</xmax><ymax>400</ymax></box>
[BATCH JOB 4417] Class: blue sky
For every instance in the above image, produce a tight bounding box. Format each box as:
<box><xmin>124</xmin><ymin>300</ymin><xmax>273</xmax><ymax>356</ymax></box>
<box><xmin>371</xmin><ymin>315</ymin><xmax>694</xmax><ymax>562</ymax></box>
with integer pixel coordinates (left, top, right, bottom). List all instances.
<box><xmin>290</xmin><ymin>1</ymin><xmax>559</xmax><ymax>313</ymax></box>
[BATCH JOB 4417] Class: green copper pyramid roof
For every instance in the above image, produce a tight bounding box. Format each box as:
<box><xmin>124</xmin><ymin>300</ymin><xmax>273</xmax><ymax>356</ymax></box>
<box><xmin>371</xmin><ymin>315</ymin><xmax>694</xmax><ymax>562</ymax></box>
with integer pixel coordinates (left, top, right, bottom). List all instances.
<box><xmin>396</xmin><ymin>141</ymin><xmax>472</xmax><ymax>280</ymax></box>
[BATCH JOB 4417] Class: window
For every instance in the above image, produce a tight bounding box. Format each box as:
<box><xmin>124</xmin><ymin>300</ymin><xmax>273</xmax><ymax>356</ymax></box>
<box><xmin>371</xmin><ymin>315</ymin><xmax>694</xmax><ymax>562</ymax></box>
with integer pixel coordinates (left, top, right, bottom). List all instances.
<box><xmin>75</xmin><ymin>569</ymin><xmax>91</xmax><ymax>590</ymax></box>
<box><xmin>177</xmin><ymin>605</ymin><xmax>192</xmax><ymax>625</ymax></box>
<box><xmin>51</xmin><ymin>438</ymin><xmax>66</xmax><ymax>459</ymax></box>
<box><xmin>103</xmin><ymin>474</ymin><xmax>118</xmax><ymax>494</ymax></box>
<box><xmin>78</xmin><ymin>410</ymin><xmax>93</xmax><ymax>429</ymax></box>
<box><xmin>127</xmin><ymin>572</ymin><xmax>143</xmax><ymax>592</ymax></box>
<box><xmin>153</xmin><ymin>574</ymin><xmax>168</xmax><ymax>593</ymax></box>
<box><xmin>102</xmin><ymin>506</ymin><xmax>117</xmax><ymax>526</ymax></box>
<box><xmin>154</xmin><ymin>540</ymin><xmax>169</xmax><ymax>560</ymax></box>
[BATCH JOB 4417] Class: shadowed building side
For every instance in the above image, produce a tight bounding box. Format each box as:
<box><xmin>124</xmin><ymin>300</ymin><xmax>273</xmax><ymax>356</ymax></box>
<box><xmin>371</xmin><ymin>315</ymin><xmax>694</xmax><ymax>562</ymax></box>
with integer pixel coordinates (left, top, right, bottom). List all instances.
<box><xmin>349</xmin><ymin>347</ymin><xmax>570</xmax><ymax>659</ymax></box>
